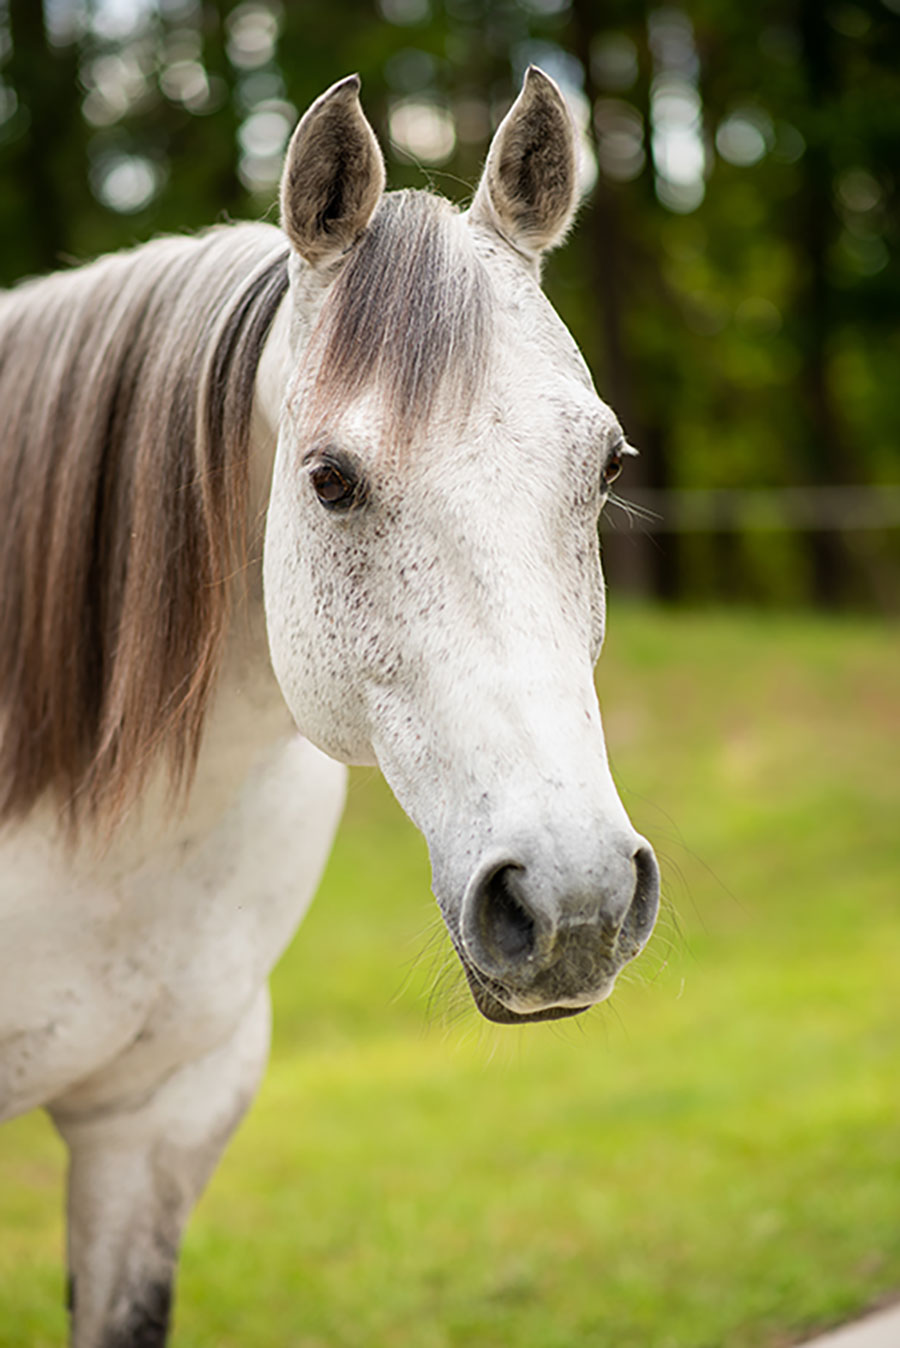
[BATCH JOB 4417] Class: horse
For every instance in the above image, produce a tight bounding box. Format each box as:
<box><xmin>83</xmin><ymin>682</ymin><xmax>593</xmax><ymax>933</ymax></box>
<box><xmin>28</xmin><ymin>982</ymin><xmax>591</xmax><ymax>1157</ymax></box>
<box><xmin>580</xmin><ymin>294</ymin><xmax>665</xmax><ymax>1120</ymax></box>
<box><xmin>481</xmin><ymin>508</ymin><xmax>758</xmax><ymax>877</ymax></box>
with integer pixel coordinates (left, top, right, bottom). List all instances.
<box><xmin>0</xmin><ymin>69</ymin><xmax>660</xmax><ymax>1347</ymax></box>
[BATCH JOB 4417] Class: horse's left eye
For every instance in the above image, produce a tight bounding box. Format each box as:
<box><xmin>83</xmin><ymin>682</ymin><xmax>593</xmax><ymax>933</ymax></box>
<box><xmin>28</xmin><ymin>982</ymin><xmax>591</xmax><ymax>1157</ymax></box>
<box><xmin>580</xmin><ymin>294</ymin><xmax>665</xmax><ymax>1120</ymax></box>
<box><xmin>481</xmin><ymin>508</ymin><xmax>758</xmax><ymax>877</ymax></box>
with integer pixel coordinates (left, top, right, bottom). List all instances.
<box><xmin>310</xmin><ymin>461</ymin><xmax>358</xmax><ymax>510</ymax></box>
<box><xmin>602</xmin><ymin>451</ymin><xmax>623</xmax><ymax>489</ymax></box>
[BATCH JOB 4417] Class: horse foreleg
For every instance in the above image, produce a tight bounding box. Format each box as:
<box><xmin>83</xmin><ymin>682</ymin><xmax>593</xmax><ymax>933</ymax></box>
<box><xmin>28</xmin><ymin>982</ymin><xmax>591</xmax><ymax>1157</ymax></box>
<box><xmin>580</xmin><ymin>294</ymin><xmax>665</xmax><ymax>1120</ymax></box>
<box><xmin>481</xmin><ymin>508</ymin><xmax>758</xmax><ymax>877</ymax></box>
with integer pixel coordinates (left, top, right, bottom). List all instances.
<box><xmin>49</xmin><ymin>987</ymin><xmax>271</xmax><ymax>1348</ymax></box>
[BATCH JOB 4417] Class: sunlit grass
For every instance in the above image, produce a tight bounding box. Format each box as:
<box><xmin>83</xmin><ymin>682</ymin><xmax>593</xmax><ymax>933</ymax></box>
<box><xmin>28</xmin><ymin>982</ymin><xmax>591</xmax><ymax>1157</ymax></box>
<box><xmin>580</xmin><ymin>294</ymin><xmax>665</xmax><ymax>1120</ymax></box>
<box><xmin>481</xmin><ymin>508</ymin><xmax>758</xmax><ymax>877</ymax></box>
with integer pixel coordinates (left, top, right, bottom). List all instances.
<box><xmin>2</xmin><ymin>606</ymin><xmax>897</xmax><ymax>1347</ymax></box>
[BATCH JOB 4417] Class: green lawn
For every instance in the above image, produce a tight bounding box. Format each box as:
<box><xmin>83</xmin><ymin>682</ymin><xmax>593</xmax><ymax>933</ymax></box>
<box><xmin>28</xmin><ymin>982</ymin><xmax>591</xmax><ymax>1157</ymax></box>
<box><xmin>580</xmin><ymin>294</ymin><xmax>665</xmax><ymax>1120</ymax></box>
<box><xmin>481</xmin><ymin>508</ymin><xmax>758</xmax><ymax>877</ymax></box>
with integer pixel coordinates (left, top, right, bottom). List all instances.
<box><xmin>2</xmin><ymin>606</ymin><xmax>898</xmax><ymax>1347</ymax></box>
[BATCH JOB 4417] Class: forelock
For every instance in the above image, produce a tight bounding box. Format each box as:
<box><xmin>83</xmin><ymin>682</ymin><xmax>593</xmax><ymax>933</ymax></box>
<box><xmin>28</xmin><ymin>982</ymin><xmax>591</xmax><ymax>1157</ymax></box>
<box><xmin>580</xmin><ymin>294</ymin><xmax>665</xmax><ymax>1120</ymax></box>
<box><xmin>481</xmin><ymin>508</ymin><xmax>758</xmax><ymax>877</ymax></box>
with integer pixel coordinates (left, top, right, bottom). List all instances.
<box><xmin>296</xmin><ymin>190</ymin><xmax>491</xmax><ymax>450</ymax></box>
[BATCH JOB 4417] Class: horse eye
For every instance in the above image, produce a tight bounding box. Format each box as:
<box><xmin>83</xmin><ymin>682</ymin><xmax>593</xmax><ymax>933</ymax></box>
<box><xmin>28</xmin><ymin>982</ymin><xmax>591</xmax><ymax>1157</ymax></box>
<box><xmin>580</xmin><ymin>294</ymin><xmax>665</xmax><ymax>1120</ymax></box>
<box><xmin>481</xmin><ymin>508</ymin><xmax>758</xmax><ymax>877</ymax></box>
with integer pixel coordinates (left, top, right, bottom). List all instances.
<box><xmin>603</xmin><ymin>451</ymin><xmax>623</xmax><ymax>488</ymax></box>
<box><xmin>309</xmin><ymin>461</ymin><xmax>358</xmax><ymax>510</ymax></box>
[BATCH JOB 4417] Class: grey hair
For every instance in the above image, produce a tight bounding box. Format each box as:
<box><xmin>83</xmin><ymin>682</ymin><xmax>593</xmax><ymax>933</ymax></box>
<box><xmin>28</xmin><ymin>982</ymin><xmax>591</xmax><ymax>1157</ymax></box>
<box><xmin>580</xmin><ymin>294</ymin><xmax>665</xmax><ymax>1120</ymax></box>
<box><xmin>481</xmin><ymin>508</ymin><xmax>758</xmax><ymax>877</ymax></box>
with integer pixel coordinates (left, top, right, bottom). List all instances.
<box><xmin>0</xmin><ymin>223</ymin><xmax>289</xmax><ymax>832</ymax></box>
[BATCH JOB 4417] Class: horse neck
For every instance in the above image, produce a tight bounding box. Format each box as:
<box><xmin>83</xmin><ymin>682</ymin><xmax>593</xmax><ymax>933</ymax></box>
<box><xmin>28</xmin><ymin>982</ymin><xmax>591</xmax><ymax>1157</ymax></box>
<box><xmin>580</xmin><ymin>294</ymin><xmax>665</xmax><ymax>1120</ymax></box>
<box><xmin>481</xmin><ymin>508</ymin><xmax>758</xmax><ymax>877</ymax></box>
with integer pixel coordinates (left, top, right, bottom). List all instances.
<box><xmin>249</xmin><ymin>289</ymin><xmax>293</xmax><ymax>522</ymax></box>
<box><xmin>73</xmin><ymin>295</ymin><xmax>298</xmax><ymax>869</ymax></box>
<box><xmin>135</xmin><ymin>255</ymin><xmax>298</xmax><ymax>842</ymax></box>
<box><xmin>212</xmin><ymin>287</ymin><xmax>293</xmax><ymax>708</ymax></box>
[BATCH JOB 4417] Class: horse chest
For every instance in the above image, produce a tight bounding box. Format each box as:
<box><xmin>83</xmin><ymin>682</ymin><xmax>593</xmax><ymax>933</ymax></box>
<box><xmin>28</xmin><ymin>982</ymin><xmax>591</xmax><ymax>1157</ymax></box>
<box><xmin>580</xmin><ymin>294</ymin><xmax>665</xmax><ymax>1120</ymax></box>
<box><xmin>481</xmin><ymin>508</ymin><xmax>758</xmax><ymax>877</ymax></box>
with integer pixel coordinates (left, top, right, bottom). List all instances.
<box><xmin>0</xmin><ymin>731</ymin><xmax>346</xmax><ymax>1120</ymax></box>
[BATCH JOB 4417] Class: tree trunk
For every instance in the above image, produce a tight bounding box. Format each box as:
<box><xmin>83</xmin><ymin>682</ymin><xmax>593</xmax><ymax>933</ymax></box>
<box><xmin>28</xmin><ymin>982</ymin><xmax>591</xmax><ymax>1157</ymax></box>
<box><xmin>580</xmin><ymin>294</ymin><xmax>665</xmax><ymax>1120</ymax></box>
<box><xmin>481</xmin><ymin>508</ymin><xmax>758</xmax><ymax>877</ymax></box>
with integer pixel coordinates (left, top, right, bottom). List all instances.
<box><xmin>796</xmin><ymin>0</ymin><xmax>849</xmax><ymax>606</ymax></box>
<box><xmin>568</xmin><ymin>0</ymin><xmax>675</xmax><ymax>600</ymax></box>
<box><xmin>6</xmin><ymin>0</ymin><xmax>81</xmax><ymax>279</ymax></box>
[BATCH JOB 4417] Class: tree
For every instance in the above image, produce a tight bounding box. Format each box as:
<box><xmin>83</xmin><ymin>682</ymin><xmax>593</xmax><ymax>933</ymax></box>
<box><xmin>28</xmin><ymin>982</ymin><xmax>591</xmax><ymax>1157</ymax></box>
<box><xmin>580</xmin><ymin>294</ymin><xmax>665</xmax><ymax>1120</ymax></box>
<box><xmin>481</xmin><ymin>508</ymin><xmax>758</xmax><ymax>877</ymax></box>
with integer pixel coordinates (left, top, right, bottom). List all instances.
<box><xmin>1</xmin><ymin>0</ymin><xmax>897</xmax><ymax>607</ymax></box>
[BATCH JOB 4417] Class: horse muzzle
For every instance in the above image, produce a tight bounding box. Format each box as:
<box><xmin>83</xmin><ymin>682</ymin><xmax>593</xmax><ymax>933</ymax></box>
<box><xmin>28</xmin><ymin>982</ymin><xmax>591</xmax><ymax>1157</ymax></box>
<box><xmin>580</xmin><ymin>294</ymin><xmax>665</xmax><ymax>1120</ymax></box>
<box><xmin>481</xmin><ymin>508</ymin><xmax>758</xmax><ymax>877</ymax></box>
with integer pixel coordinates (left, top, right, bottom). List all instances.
<box><xmin>456</xmin><ymin>843</ymin><xmax>660</xmax><ymax>1024</ymax></box>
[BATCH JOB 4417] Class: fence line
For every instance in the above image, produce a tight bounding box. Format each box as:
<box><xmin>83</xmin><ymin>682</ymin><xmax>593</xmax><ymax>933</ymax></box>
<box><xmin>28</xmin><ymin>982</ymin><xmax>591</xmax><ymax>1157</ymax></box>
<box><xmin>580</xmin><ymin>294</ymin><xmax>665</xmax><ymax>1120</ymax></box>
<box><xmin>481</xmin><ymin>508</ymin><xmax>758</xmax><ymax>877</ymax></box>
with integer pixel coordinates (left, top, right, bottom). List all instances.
<box><xmin>605</xmin><ymin>485</ymin><xmax>900</xmax><ymax>533</ymax></box>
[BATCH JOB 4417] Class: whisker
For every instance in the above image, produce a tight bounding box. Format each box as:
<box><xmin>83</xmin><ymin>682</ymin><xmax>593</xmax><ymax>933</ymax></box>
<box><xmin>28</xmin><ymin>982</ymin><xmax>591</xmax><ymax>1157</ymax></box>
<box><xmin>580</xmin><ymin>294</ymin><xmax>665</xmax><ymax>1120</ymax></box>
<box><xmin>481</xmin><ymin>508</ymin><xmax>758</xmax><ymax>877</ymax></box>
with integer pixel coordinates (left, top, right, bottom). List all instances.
<box><xmin>607</xmin><ymin>491</ymin><xmax>662</xmax><ymax>526</ymax></box>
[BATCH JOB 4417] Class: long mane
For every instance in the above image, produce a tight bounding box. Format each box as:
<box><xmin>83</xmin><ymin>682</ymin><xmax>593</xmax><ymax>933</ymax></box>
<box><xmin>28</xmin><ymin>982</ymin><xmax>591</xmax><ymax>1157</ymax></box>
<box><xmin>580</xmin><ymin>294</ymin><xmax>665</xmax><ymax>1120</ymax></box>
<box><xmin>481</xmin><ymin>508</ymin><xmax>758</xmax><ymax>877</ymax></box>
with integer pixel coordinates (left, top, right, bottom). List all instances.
<box><xmin>0</xmin><ymin>224</ymin><xmax>289</xmax><ymax>831</ymax></box>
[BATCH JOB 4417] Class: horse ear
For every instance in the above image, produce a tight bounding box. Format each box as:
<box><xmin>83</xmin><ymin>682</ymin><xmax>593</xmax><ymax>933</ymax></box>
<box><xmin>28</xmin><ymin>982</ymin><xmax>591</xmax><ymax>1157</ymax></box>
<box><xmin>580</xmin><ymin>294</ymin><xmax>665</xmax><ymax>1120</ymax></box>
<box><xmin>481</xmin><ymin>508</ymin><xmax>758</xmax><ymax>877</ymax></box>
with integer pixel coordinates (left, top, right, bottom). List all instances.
<box><xmin>471</xmin><ymin>66</ymin><xmax>579</xmax><ymax>262</ymax></box>
<box><xmin>280</xmin><ymin>74</ymin><xmax>385</xmax><ymax>267</ymax></box>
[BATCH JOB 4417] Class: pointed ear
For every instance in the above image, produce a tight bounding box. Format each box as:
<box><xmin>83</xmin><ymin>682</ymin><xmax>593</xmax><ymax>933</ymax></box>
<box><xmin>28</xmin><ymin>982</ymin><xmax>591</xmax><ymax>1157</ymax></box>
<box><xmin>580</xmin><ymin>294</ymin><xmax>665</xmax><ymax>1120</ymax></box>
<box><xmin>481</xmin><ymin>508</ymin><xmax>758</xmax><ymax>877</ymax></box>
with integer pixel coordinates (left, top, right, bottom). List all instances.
<box><xmin>471</xmin><ymin>66</ymin><xmax>579</xmax><ymax>262</ymax></box>
<box><xmin>280</xmin><ymin>74</ymin><xmax>386</xmax><ymax>267</ymax></box>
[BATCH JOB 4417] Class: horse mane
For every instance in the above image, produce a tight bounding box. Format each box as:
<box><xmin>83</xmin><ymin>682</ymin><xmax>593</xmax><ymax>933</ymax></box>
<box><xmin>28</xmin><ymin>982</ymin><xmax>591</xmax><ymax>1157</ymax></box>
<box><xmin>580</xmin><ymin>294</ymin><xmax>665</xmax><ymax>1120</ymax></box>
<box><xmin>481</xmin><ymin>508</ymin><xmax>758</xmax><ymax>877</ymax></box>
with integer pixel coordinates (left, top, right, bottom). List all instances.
<box><xmin>0</xmin><ymin>223</ymin><xmax>289</xmax><ymax>833</ymax></box>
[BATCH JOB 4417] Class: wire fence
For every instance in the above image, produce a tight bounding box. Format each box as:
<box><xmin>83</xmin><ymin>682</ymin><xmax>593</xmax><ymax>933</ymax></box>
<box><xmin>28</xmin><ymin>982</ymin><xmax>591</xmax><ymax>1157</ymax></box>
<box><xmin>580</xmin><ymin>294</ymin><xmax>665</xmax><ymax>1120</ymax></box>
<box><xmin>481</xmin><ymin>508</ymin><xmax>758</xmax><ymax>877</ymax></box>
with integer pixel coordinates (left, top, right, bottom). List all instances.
<box><xmin>606</xmin><ymin>485</ymin><xmax>900</xmax><ymax>533</ymax></box>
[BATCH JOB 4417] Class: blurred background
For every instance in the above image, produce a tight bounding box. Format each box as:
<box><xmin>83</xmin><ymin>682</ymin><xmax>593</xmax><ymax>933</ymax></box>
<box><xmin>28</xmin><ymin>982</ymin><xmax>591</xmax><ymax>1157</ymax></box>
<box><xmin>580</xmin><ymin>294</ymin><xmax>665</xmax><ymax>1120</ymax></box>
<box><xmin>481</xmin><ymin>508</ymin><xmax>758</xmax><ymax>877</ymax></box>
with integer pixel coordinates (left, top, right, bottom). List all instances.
<box><xmin>2</xmin><ymin>0</ymin><xmax>899</xmax><ymax>607</ymax></box>
<box><xmin>1</xmin><ymin>4</ymin><xmax>898</xmax><ymax>1347</ymax></box>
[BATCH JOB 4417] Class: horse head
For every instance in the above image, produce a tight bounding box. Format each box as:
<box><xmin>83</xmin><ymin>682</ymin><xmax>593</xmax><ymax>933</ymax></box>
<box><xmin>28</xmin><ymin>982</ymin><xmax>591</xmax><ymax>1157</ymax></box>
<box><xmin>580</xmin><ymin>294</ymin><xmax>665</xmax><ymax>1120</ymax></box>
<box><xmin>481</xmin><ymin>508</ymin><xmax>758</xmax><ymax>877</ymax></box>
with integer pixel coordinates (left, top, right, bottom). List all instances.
<box><xmin>263</xmin><ymin>72</ymin><xmax>660</xmax><ymax>1023</ymax></box>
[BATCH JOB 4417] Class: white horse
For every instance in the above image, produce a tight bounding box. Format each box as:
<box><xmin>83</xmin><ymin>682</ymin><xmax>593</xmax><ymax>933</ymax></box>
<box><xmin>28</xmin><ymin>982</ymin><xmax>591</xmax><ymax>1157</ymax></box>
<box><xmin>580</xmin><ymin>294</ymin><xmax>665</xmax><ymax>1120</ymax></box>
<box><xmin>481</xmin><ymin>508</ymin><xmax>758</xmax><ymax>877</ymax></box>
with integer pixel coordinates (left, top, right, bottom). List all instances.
<box><xmin>0</xmin><ymin>71</ymin><xmax>659</xmax><ymax>1346</ymax></box>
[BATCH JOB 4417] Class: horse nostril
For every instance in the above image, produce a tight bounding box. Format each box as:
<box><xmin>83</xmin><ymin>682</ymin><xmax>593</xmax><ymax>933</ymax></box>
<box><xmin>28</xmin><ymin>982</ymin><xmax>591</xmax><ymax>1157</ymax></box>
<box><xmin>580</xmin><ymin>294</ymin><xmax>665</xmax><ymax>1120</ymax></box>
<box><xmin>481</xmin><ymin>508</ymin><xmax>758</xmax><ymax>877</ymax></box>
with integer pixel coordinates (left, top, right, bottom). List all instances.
<box><xmin>473</xmin><ymin>863</ymin><xmax>537</xmax><ymax>969</ymax></box>
<box><xmin>619</xmin><ymin>844</ymin><xmax>660</xmax><ymax>954</ymax></box>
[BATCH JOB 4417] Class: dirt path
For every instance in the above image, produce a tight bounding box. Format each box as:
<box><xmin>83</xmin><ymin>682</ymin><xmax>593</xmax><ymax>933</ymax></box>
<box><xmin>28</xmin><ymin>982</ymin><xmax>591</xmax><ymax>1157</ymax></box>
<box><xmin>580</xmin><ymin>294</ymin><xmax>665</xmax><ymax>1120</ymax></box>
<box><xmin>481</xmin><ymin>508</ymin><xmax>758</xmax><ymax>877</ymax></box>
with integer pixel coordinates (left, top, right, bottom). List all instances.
<box><xmin>800</xmin><ymin>1303</ymin><xmax>900</xmax><ymax>1347</ymax></box>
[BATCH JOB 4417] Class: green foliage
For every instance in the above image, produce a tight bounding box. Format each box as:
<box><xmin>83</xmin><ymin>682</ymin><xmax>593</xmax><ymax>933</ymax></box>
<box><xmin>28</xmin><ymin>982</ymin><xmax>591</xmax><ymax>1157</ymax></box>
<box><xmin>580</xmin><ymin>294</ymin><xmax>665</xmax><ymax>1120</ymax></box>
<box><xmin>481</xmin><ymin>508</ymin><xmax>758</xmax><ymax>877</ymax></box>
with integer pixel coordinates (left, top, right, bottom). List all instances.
<box><xmin>0</xmin><ymin>0</ymin><xmax>897</xmax><ymax>605</ymax></box>
<box><xmin>1</xmin><ymin>607</ymin><xmax>898</xmax><ymax>1346</ymax></box>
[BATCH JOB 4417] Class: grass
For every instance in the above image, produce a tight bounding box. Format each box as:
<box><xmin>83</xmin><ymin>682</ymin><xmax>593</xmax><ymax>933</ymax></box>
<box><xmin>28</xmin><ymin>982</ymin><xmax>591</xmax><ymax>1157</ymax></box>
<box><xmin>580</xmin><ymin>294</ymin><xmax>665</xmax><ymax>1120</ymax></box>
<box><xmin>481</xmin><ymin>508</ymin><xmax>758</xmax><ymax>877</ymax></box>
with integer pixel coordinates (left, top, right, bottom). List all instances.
<box><xmin>1</xmin><ymin>605</ymin><xmax>898</xmax><ymax>1347</ymax></box>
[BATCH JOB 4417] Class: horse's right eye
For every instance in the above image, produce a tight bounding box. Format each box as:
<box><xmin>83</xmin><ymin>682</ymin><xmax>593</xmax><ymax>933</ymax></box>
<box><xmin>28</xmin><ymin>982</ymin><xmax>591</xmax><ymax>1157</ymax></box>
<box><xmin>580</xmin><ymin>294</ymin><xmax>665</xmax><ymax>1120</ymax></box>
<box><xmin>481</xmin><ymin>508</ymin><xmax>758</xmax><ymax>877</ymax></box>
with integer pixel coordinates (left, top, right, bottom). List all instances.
<box><xmin>602</xmin><ymin>450</ymin><xmax>623</xmax><ymax>489</ymax></box>
<box><xmin>309</xmin><ymin>461</ymin><xmax>359</xmax><ymax>510</ymax></box>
